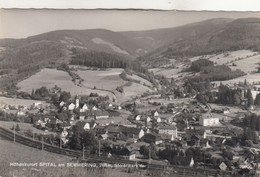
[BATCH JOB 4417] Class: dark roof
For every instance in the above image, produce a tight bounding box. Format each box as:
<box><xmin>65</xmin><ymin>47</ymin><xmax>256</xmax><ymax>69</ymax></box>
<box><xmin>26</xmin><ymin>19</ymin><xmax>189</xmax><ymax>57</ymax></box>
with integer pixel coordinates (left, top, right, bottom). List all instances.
<box><xmin>142</xmin><ymin>133</ymin><xmax>161</xmax><ymax>142</ymax></box>
<box><xmin>119</xmin><ymin>125</ymin><xmax>141</xmax><ymax>136</ymax></box>
<box><xmin>105</xmin><ymin>124</ymin><xmax>120</xmax><ymax>133</ymax></box>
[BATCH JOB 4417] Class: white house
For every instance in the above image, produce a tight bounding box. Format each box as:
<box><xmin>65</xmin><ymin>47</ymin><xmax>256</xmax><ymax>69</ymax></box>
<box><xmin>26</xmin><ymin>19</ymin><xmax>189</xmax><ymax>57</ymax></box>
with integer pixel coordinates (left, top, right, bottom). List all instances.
<box><xmin>135</xmin><ymin>115</ymin><xmax>141</xmax><ymax>121</ymax></box>
<box><xmin>83</xmin><ymin>122</ymin><xmax>96</xmax><ymax>130</ymax></box>
<box><xmin>146</xmin><ymin>117</ymin><xmax>151</xmax><ymax>123</ymax></box>
<box><xmin>33</xmin><ymin>102</ymin><xmax>42</xmax><ymax>108</ymax></box>
<box><xmin>199</xmin><ymin>116</ymin><xmax>220</xmax><ymax>126</ymax></box>
<box><xmin>59</xmin><ymin>101</ymin><xmax>65</xmax><ymax>107</ymax></box>
<box><xmin>118</xmin><ymin>106</ymin><xmax>122</xmax><ymax>110</ymax></box>
<box><xmin>68</xmin><ymin>103</ymin><xmax>75</xmax><ymax>110</ymax></box>
<box><xmin>80</xmin><ymin>104</ymin><xmax>88</xmax><ymax>112</ymax></box>
<box><xmin>156</xmin><ymin>117</ymin><xmax>162</xmax><ymax>123</ymax></box>
<box><xmin>17</xmin><ymin>110</ymin><xmax>25</xmax><ymax>117</ymax></box>
<box><xmin>92</xmin><ymin>106</ymin><xmax>98</xmax><ymax>111</ymax></box>
<box><xmin>154</xmin><ymin>111</ymin><xmax>159</xmax><ymax>117</ymax></box>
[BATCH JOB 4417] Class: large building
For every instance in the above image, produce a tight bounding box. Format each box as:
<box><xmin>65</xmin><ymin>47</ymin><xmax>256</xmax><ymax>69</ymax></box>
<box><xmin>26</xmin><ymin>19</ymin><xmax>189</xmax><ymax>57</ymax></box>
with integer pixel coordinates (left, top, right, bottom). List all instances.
<box><xmin>158</xmin><ymin>124</ymin><xmax>178</xmax><ymax>137</ymax></box>
<box><xmin>199</xmin><ymin>116</ymin><xmax>219</xmax><ymax>126</ymax></box>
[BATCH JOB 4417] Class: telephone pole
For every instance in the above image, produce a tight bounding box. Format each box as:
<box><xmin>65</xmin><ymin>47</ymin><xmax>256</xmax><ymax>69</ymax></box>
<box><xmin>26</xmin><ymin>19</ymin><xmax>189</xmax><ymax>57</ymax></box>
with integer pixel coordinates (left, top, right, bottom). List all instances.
<box><xmin>83</xmin><ymin>144</ymin><xmax>85</xmax><ymax>160</ymax></box>
<box><xmin>149</xmin><ymin>147</ymin><xmax>151</xmax><ymax>164</ymax></box>
<box><xmin>98</xmin><ymin>140</ymin><xmax>101</xmax><ymax>157</ymax></box>
<box><xmin>13</xmin><ymin>122</ymin><xmax>16</xmax><ymax>143</ymax></box>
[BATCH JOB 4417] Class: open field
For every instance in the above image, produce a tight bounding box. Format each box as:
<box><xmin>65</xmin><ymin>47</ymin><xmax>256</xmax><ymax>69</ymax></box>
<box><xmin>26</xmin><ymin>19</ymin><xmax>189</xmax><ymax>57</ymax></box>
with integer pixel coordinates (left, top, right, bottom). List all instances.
<box><xmin>123</xmin><ymin>83</ymin><xmax>153</xmax><ymax>98</ymax></box>
<box><xmin>189</xmin><ymin>50</ymin><xmax>259</xmax><ymax>73</ymax></box>
<box><xmin>0</xmin><ymin>121</ymin><xmax>55</xmax><ymax>135</ymax></box>
<box><xmin>75</xmin><ymin>68</ymin><xmax>127</xmax><ymax>90</ymax></box>
<box><xmin>230</xmin><ymin>54</ymin><xmax>260</xmax><ymax>73</ymax></box>
<box><xmin>17</xmin><ymin>68</ymin><xmax>115</xmax><ymax>98</ymax></box>
<box><xmin>126</xmin><ymin>74</ymin><xmax>153</xmax><ymax>87</ymax></box>
<box><xmin>0</xmin><ymin>138</ymin><xmax>145</xmax><ymax>177</ymax></box>
<box><xmin>0</xmin><ymin>96</ymin><xmax>48</xmax><ymax>108</ymax></box>
<box><xmin>212</xmin><ymin>73</ymin><xmax>260</xmax><ymax>86</ymax></box>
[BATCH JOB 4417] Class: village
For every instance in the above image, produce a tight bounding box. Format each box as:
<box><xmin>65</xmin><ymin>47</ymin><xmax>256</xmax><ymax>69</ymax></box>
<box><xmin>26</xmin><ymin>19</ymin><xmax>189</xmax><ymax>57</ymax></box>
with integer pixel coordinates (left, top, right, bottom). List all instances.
<box><xmin>1</xmin><ymin>75</ymin><xmax>260</xmax><ymax>176</ymax></box>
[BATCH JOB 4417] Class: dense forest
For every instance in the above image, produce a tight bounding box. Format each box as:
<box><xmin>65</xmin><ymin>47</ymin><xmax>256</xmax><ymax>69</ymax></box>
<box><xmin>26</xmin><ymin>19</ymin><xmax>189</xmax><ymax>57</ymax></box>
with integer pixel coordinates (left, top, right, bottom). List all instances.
<box><xmin>0</xmin><ymin>41</ymin><xmax>66</xmax><ymax>92</ymax></box>
<box><xmin>187</xmin><ymin>59</ymin><xmax>245</xmax><ymax>82</ymax></box>
<box><xmin>69</xmin><ymin>48</ymin><xmax>170</xmax><ymax>87</ymax></box>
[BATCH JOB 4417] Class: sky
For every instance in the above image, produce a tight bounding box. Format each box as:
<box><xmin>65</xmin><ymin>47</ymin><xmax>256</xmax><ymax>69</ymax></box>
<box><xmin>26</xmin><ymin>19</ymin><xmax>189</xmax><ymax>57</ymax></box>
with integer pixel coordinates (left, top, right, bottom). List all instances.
<box><xmin>0</xmin><ymin>9</ymin><xmax>260</xmax><ymax>39</ymax></box>
<box><xmin>0</xmin><ymin>0</ymin><xmax>260</xmax><ymax>11</ymax></box>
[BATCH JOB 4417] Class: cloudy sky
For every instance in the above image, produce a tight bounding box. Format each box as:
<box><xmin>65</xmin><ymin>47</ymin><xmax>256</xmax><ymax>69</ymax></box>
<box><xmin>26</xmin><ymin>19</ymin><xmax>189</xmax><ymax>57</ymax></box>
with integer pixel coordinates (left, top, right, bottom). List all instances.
<box><xmin>0</xmin><ymin>9</ymin><xmax>260</xmax><ymax>39</ymax></box>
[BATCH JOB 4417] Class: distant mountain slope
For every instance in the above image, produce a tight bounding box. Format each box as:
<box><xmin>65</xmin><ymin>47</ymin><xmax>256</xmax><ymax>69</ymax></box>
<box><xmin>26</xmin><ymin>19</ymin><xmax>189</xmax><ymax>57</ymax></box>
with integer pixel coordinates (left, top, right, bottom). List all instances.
<box><xmin>1</xmin><ymin>17</ymin><xmax>260</xmax><ymax>90</ymax></box>
<box><xmin>138</xmin><ymin>18</ymin><xmax>260</xmax><ymax>61</ymax></box>
<box><xmin>0</xmin><ymin>29</ymin><xmax>153</xmax><ymax>57</ymax></box>
<box><xmin>120</xmin><ymin>18</ymin><xmax>233</xmax><ymax>49</ymax></box>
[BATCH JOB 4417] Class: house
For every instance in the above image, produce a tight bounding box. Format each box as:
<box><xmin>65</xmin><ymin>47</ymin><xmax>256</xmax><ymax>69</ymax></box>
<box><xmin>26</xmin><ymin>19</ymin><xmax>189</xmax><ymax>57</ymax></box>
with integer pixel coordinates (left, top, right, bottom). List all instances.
<box><xmin>118</xmin><ymin>106</ymin><xmax>122</xmax><ymax>110</ymax></box>
<box><xmin>92</xmin><ymin>106</ymin><xmax>98</xmax><ymax>111</ymax></box>
<box><xmin>156</xmin><ymin>117</ymin><xmax>162</xmax><ymax>123</ymax></box>
<box><xmin>79</xmin><ymin>112</ymin><xmax>89</xmax><ymax>121</ymax></box>
<box><xmin>219</xmin><ymin>162</ymin><xmax>227</xmax><ymax>171</ymax></box>
<box><xmin>104</xmin><ymin>124</ymin><xmax>121</xmax><ymax>139</ymax></box>
<box><xmin>83</xmin><ymin>121</ymin><xmax>96</xmax><ymax>130</ymax></box>
<box><xmin>199</xmin><ymin>115</ymin><xmax>219</xmax><ymax>126</ymax></box>
<box><xmin>142</xmin><ymin>133</ymin><xmax>162</xmax><ymax>145</ymax></box>
<box><xmin>68</xmin><ymin>103</ymin><xmax>75</xmax><ymax>110</ymax></box>
<box><xmin>135</xmin><ymin>115</ymin><xmax>141</xmax><ymax>121</ymax></box>
<box><xmin>59</xmin><ymin>101</ymin><xmax>65</xmax><ymax>107</ymax></box>
<box><xmin>119</xmin><ymin>126</ymin><xmax>144</xmax><ymax>139</ymax></box>
<box><xmin>146</xmin><ymin>117</ymin><xmax>151</xmax><ymax>123</ymax></box>
<box><xmin>33</xmin><ymin>102</ymin><xmax>42</xmax><ymax>108</ymax></box>
<box><xmin>222</xmin><ymin>108</ymin><xmax>230</xmax><ymax>114</ymax></box>
<box><xmin>158</xmin><ymin>124</ymin><xmax>177</xmax><ymax>137</ymax></box>
<box><xmin>80</xmin><ymin>104</ymin><xmax>89</xmax><ymax>112</ymax></box>
<box><xmin>17</xmin><ymin>110</ymin><xmax>25</xmax><ymax>117</ymax></box>
<box><xmin>95</xmin><ymin>111</ymin><xmax>109</xmax><ymax>119</ymax></box>
<box><xmin>154</xmin><ymin>111</ymin><xmax>159</xmax><ymax>117</ymax></box>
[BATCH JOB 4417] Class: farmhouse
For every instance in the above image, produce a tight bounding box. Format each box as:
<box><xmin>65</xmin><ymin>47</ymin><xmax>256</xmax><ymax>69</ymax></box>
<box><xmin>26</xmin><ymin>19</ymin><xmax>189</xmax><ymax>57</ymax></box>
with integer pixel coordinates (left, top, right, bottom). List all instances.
<box><xmin>199</xmin><ymin>115</ymin><xmax>220</xmax><ymax>126</ymax></box>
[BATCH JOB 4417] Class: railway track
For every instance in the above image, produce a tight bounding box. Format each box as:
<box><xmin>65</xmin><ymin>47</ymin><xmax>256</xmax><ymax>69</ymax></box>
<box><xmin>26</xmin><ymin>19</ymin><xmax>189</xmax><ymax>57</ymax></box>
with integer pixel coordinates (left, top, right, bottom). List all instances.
<box><xmin>0</xmin><ymin>127</ymin><xmax>231</xmax><ymax>176</ymax></box>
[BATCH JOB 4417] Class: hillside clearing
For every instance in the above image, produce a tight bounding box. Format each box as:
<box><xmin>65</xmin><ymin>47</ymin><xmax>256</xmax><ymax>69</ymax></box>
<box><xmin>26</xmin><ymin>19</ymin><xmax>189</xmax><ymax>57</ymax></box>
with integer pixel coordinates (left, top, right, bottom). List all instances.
<box><xmin>123</xmin><ymin>83</ymin><xmax>153</xmax><ymax>98</ymax></box>
<box><xmin>75</xmin><ymin>68</ymin><xmax>127</xmax><ymax>90</ymax></box>
<box><xmin>17</xmin><ymin>68</ymin><xmax>115</xmax><ymax>98</ymax></box>
<box><xmin>126</xmin><ymin>73</ymin><xmax>153</xmax><ymax>87</ymax></box>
